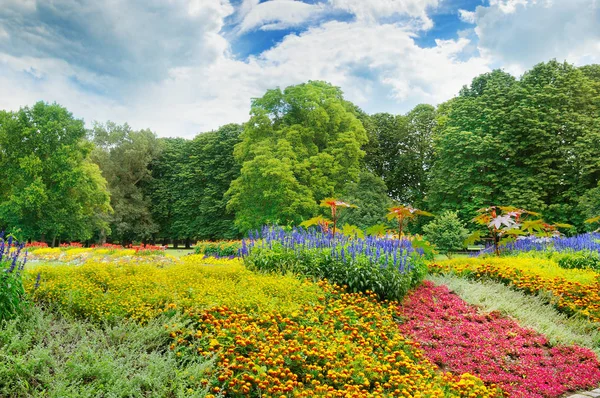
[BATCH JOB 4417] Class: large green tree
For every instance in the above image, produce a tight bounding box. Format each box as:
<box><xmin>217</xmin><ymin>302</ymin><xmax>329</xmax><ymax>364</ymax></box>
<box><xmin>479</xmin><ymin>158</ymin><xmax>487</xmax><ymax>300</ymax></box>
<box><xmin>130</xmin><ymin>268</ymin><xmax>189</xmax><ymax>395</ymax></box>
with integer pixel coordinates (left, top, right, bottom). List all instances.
<box><xmin>146</xmin><ymin>137</ymin><xmax>188</xmax><ymax>245</ymax></box>
<box><xmin>90</xmin><ymin>122</ymin><xmax>161</xmax><ymax>244</ymax></box>
<box><xmin>428</xmin><ymin>61</ymin><xmax>600</xmax><ymax>229</ymax></box>
<box><xmin>364</xmin><ymin>104</ymin><xmax>435</xmax><ymax>206</ymax></box>
<box><xmin>147</xmin><ymin>125</ymin><xmax>243</xmax><ymax>245</ymax></box>
<box><xmin>0</xmin><ymin>102</ymin><xmax>111</xmax><ymax>243</ymax></box>
<box><xmin>176</xmin><ymin>124</ymin><xmax>242</xmax><ymax>242</ymax></box>
<box><xmin>227</xmin><ymin>81</ymin><xmax>368</xmax><ymax>232</ymax></box>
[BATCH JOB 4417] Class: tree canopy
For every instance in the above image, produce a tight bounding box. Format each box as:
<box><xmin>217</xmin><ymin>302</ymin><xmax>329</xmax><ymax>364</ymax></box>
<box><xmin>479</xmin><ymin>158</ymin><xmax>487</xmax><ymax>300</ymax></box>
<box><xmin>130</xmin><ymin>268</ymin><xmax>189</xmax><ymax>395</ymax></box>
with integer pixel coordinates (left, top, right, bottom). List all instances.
<box><xmin>428</xmin><ymin>61</ymin><xmax>600</xmax><ymax>229</ymax></box>
<box><xmin>227</xmin><ymin>81</ymin><xmax>368</xmax><ymax>232</ymax></box>
<box><xmin>90</xmin><ymin>122</ymin><xmax>161</xmax><ymax>244</ymax></box>
<box><xmin>0</xmin><ymin>102</ymin><xmax>111</xmax><ymax>243</ymax></box>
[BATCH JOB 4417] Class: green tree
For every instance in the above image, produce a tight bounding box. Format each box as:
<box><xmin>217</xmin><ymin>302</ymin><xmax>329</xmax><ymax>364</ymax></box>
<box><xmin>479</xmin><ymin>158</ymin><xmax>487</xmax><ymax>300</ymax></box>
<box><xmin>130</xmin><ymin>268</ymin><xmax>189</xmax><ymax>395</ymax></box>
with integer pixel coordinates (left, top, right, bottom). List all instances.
<box><xmin>428</xmin><ymin>61</ymin><xmax>600</xmax><ymax>230</ymax></box>
<box><xmin>146</xmin><ymin>137</ymin><xmax>188</xmax><ymax>245</ymax></box>
<box><xmin>227</xmin><ymin>141</ymin><xmax>317</xmax><ymax>232</ymax></box>
<box><xmin>422</xmin><ymin>211</ymin><xmax>469</xmax><ymax>258</ymax></box>
<box><xmin>90</xmin><ymin>122</ymin><xmax>161</xmax><ymax>244</ymax></box>
<box><xmin>228</xmin><ymin>81</ymin><xmax>368</xmax><ymax>232</ymax></box>
<box><xmin>364</xmin><ymin>104</ymin><xmax>435</xmax><ymax>206</ymax></box>
<box><xmin>0</xmin><ymin>102</ymin><xmax>111</xmax><ymax>244</ymax></box>
<box><xmin>337</xmin><ymin>171</ymin><xmax>392</xmax><ymax>230</ymax></box>
<box><xmin>179</xmin><ymin>124</ymin><xmax>242</xmax><ymax>241</ymax></box>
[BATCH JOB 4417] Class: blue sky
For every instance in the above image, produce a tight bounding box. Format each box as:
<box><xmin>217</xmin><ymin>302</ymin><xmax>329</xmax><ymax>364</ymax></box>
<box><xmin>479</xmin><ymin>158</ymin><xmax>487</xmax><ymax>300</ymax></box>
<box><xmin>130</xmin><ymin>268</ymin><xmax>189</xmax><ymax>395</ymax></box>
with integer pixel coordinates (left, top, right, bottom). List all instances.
<box><xmin>0</xmin><ymin>0</ymin><xmax>599</xmax><ymax>137</ymax></box>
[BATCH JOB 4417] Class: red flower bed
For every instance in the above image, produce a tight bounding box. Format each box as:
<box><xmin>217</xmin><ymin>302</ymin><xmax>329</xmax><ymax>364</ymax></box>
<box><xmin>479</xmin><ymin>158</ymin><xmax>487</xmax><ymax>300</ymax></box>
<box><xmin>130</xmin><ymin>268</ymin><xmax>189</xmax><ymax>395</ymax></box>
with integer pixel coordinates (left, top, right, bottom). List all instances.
<box><xmin>59</xmin><ymin>242</ymin><xmax>83</xmax><ymax>248</ymax></box>
<box><xmin>397</xmin><ymin>281</ymin><xmax>600</xmax><ymax>398</ymax></box>
<box><xmin>25</xmin><ymin>241</ymin><xmax>48</xmax><ymax>248</ymax></box>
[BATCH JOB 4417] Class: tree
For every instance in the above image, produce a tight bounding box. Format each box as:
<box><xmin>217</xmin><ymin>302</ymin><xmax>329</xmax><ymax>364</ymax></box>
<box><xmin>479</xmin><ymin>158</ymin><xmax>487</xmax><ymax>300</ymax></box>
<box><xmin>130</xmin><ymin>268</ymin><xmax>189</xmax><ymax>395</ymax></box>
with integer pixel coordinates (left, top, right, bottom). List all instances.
<box><xmin>179</xmin><ymin>124</ymin><xmax>242</xmax><ymax>241</ymax></box>
<box><xmin>146</xmin><ymin>137</ymin><xmax>188</xmax><ymax>245</ymax></box>
<box><xmin>337</xmin><ymin>171</ymin><xmax>392</xmax><ymax>230</ymax></box>
<box><xmin>428</xmin><ymin>61</ymin><xmax>600</xmax><ymax>230</ymax></box>
<box><xmin>89</xmin><ymin>121</ymin><xmax>161</xmax><ymax>244</ymax></box>
<box><xmin>422</xmin><ymin>211</ymin><xmax>469</xmax><ymax>258</ymax></box>
<box><xmin>228</xmin><ymin>81</ymin><xmax>368</xmax><ymax>232</ymax></box>
<box><xmin>0</xmin><ymin>102</ymin><xmax>111</xmax><ymax>244</ymax></box>
<box><xmin>227</xmin><ymin>141</ymin><xmax>317</xmax><ymax>232</ymax></box>
<box><xmin>363</xmin><ymin>104</ymin><xmax>435</xmax><ymax>206</ymax></box>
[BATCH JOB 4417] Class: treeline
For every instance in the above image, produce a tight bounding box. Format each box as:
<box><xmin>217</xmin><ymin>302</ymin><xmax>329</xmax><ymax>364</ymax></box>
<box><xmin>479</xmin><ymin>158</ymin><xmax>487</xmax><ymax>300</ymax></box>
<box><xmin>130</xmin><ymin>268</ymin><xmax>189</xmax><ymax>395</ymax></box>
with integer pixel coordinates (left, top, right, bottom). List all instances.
<box><xmin>0</xmin><ymin>60</ymin><xmax>598</xmax><ymax>245</ymax></box>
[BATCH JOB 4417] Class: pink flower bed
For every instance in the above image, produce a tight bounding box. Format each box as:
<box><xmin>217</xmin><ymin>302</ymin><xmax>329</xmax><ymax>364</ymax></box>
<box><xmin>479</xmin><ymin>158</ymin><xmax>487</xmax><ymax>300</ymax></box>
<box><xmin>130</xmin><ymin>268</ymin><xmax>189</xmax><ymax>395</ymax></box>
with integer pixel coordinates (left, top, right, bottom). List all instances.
<box><xmin>397</xmin><ymin>281</ymin><xmax>600</xmax><ymax>398</ymax></box>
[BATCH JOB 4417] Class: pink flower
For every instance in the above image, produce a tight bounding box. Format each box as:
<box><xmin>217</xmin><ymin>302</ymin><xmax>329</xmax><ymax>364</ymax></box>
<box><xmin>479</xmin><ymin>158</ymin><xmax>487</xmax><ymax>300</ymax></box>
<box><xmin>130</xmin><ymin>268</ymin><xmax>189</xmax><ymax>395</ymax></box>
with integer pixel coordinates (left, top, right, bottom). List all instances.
<box><xmin>397</xmin><ymin>281</ymin><xmax>600</xmax><ymax>397</ymax></box>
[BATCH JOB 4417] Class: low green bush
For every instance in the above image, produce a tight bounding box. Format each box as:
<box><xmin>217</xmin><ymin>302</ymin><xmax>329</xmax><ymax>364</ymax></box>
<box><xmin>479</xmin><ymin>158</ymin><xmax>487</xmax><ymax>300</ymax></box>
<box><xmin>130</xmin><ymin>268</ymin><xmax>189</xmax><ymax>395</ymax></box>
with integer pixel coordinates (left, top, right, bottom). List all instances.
<box><xmin>194</xmin><ymin>240</ymin><xmax>241</xmax><ymax>257</ymax></box>
<box><xmin>554</xmin><ymin>250</ymin><xmax>600</xmax><ymax>271</ymax></box>
<box><xmin>0</xmin><ymin>237</ymin><xmax>28</xmax><ymax>322</ymax></box>
<box><xmin>422</xmin><ymin>211</ymin><xmax>469</xmax><ymax>258</ymax></box>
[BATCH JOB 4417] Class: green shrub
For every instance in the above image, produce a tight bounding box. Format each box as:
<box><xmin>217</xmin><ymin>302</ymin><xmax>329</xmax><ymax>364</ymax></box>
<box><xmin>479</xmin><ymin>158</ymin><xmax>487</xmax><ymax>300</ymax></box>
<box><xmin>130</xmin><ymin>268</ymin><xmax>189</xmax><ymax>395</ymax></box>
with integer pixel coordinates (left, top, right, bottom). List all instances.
<box><xmin>554</xmin><ymin>250</ymin><xmax>600</xmax><ymax>271</ymax></box>
<box><xmin>244</xmin><ymin>244</ymin><xmax>426</xmax><ymax>302</ymax></box>
<box><xmin>194</xmin><ymin>240</ymin><xmax>241</xmax><ymax>257</ymax></box>
<box><xmin>422</xmin><ymin>211</ymin><xmax>469</xmax><ymax>258</ymax></box>
<box><xmin>0</xmin><ymin>239</ymin><xmax>29</xmax><ymax>322</ymax></box>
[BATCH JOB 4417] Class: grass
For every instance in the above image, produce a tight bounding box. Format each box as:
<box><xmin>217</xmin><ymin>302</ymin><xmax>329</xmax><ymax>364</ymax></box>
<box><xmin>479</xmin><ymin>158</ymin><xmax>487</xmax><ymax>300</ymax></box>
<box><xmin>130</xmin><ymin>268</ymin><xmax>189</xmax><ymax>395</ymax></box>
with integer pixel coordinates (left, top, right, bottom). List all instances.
<box><xmin>427</xmin><ymin>273</ymin><xmax>600</xmax><ymax>357</ymax></box>
<box><xmin>0</xmin><ymin>305</ymin><xmax>213</xmax><ymax>398</ymax></box>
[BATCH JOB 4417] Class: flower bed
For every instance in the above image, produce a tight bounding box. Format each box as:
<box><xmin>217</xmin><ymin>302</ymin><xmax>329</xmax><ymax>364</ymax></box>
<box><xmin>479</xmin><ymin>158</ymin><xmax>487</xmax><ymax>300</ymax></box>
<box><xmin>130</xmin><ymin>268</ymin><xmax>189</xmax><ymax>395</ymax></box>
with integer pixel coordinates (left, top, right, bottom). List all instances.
<box><xmin>242</xmin><ymin>227</ymin><xmax>427</xmax><ymax>301</ymax></box>
<box><xmin>25</xmin><ymin>255</ymin><xmax>324</xmax><ymax>322</ymax></box>
<box><xmin>195</xmin><ymin>240</ymin><xmax>242</xmax><ymax>257</ymax></box>
<box><xmin>430</xmin><ymin>257</ymin><xmax>600</xmax><ymax>323</ymax></box>
<box><xmin>397</xmin><ymin>281</ymin><xmax>600</xmax><ymax>397</ymax></box>
<box><xmin>168</xmin><ymin>282</ymin><xmax>499</xmax><ymax>397</ymax></box>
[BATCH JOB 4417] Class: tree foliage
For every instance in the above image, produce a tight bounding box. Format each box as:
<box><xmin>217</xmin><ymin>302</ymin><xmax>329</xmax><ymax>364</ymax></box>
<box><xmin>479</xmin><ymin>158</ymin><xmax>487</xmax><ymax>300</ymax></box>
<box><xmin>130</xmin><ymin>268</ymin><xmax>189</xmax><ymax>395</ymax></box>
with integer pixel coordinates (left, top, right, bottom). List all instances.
<box><xmin>428</xmin><ymin>61</ymin><xmax>600</xmax><ymax>230</ymax></box>
<box><xmin>0</xmin><ymin>102</ymin><xmax>111</xmax><ymax>243</ymax></box>
<box><xmin>90</xmin><ymin>122</ymin><xmax>161</xmax><ymax>244</ymax></box>
<box><xmin>364</xmin><ymin>104</ymin><xmax>435</xmax><ymax>206</ymax></box>
<box><xmin>227</xmin><ymin>81</ymin><xmax>368</xmax><ymax>232</ymax></box>
<box><xmin>422</xmin><ymin>211</ymin><xmax>469</xmax><ymax>258</ymax></box>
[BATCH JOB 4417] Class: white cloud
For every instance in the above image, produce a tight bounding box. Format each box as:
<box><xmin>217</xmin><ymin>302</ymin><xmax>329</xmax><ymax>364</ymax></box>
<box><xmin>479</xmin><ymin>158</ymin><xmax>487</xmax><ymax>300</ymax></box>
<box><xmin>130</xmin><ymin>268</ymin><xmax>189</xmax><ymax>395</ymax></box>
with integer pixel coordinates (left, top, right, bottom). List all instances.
<box><xmin>458</xmin><ymin>9</ymin><xmax>476</xmax><ymax>23</ymax></box>
<box><xmin>238</xmin><ymin>0</ymin><xmax>325</xmax><ymax>33</ymax></box>
<box><xmin>1</xmin><ymin>0</ymin><xmax>536</xmax><ymax>138</ymax></box>
<box><xmin>328</xmin><ymin>0</ymin><xmax>439</xmax><ymax>29</ymax></box>
<box><xmin>472</xmin><ymin>0</ymin><xmax>600</xmax><ymax>70</ymax></box>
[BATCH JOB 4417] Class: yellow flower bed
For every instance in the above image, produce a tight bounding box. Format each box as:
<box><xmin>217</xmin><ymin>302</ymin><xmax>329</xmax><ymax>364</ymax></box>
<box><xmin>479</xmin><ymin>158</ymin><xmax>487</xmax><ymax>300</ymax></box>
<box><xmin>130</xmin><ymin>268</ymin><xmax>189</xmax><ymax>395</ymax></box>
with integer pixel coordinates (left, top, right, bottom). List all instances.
<box><xmin>169</xmin><ymin>283</ymin><xmax>500</xmax><ymax>397</ymax></box>
<box><xmin>430</xmin><ymin>256</ymin><xmax>600</xmax><ymax>323</ymax></box>
<box><xmin>436</xmin><ymin>257</ymin><xmax>599</xmax><ymax>285</ymax></box>
<box><xmin>25</xmin><ymin>255</ymin><xmax>324</xmax><ymax>321</ymax></box>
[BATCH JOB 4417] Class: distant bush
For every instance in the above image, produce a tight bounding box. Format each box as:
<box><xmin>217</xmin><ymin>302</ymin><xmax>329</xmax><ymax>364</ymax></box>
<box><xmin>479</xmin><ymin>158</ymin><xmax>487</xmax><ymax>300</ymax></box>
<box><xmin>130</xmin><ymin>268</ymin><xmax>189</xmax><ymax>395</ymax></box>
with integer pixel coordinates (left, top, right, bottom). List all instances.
<box><xmin>194</xmin><ymin>240</ymin><xmax>241</xmax><ymax>257</ymax></box>
<box><xmin>423</xmin><ymin>211</ymin><xmax>469</xmax><ymax>258</ymax></box>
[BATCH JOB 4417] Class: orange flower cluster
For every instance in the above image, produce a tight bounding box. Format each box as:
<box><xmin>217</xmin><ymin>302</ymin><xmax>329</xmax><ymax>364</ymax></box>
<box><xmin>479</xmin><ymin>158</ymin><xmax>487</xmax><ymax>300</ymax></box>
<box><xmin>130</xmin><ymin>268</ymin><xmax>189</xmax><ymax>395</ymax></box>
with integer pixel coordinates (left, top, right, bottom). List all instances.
<box><xmin>430</xmin><ymin>259</ymin><xmax>600</xmax><ymax>323</ymax></box>
<box><xmin>168</xmin><ymin>282</ymin><xmax>500</xmax><ymax>397</ymax></box>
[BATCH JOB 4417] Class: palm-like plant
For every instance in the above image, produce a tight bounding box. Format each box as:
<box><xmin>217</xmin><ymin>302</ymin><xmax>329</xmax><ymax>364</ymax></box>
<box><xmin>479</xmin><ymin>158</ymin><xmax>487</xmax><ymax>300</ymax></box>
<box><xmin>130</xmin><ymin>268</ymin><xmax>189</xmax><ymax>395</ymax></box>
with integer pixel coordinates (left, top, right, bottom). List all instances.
<box><xmin>300</xmin><ymin>198</ymin><xmax>357</xmax><ymax>239</ymax></box>
<box><xmin>320</xmin><ymin>198</ymin><xmax>357</xmax><ymax>239</ymax></box>
<box><xmin>386</xmin><ymin>205</ymin><xmax>433</xmax><ymax>241</ymax></box>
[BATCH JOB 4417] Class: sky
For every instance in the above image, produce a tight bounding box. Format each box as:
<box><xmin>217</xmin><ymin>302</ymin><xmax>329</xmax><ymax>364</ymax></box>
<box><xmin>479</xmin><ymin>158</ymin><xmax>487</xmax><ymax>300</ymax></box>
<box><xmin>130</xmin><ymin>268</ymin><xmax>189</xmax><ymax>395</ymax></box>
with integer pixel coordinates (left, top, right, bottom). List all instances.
<box><xmin>0</xmin><ymin>0</ymin><xmax>599</xmax><ymax>138</ymax></box>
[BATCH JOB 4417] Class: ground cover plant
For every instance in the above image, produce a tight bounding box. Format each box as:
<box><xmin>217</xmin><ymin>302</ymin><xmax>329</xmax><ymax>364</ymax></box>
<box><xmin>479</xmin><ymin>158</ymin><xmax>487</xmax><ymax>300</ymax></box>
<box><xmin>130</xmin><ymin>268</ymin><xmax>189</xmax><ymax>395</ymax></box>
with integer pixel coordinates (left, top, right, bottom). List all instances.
<box><xmin>397</xmin><ymin>281</ymin><xmax>600</xmax><ymax>397</ymax></box>
<box><xmin>168</xmin><ymin>282</ymin><xmax>499</xmax><ymax>397</ymax></box>
<box><xmin>242</xmin><ymin>226</ymin><xmax>427</xmax><ymax>301</ymax></box>
<box><xmin>25</xmin><ymin>245</ymin><xmax>173</xmax><ymax>266</ymax></box>
<box><xmin>13</xmin><ymin>249</ymin><xmax>504</xmax><ymax>397</ymax></box>
<box><xmin>430</xmin><ymin>256</ymin><xmax>600</xmax><ymax>323</ymax></box>
<box><xmin>0</xmin><ymin>307</ymin><xmax>213</xmax><ymax>398</ymax></box>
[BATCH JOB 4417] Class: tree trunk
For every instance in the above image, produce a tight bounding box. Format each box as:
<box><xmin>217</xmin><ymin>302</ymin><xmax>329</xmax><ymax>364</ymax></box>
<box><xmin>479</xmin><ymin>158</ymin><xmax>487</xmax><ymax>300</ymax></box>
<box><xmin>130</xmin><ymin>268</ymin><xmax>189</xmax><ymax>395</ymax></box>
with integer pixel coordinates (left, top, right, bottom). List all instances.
<box><xmin>173</xmin><ymin>239</ymin><xmax>179</xmax><ymax>249</ymax></box>
<box><xmin>52</xmin><ymin>236</ymin><xmax>56</xmax><ymax>248</ymax></box>
<box><xmin>185</xmin><ymin>238</ymin><xmax>191</xmax><ymax>249</ymax></box>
